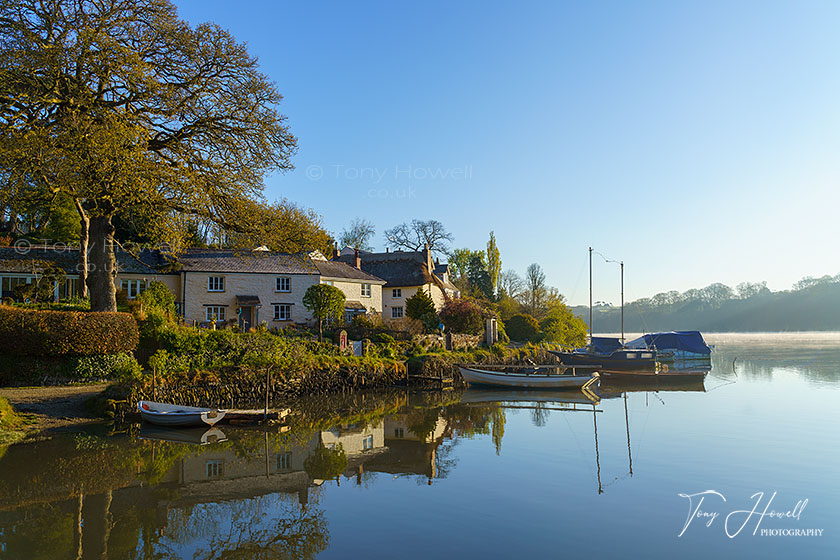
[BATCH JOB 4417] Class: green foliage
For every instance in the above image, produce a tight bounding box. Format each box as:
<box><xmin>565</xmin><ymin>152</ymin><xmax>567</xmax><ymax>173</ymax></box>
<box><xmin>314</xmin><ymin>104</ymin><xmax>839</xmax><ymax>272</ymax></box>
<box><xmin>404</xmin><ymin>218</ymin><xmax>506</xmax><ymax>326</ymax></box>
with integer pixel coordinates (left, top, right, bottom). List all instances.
<box><xmin>303</xmin><ymin>284</ymin><xmax>346</xmax><ymax>323</ymax></box>
<box><xmin>439</xmin><ymin>297</ymin><xmax>484</xmax><ymax>334</ymax></box>
<box><xmin>136</xmin><ymin>281</ymin><xmax>176</xmax><ymax>317</ymax></box>
<box><xmin>0</xmin><ymin>305</ymin><xmax>139</xmax><ymax>356</ymax></box>
<box><xmin>72</xmin><ymin>353</ymin><xmax>142</xmax><ymax>381</ymax></box>
<box><xmin>539</xmin><ymin>304</ymin><xmax>588</xmax><ymax>347</ymax></box>
<box><xmin>506</xmin><ymin>313</ymin><xmax>540</xmax><ymax>342</ymax></box>
<box><xmin>405</xmin><ymin>290</ymin><xmax>438</xmax><ymax>333</ymax></box>
<box><xmin>467</xmin><ymin>254</ymin><xmax>493</xmax><ymax>300</ymax></box>
<box><xmin>304</xmin><ymin>444</ymin><xmax>348</xmax><ymax>480</ymax></box>
<box><xmin>486</xmin><ymin>231</ymin><xmax>501</xmax><ymax>296</ymax></box>
<box><xmin>0</xmin><ymin>396</ymin><xmax>28</xmax><ymax>446</ymax></box>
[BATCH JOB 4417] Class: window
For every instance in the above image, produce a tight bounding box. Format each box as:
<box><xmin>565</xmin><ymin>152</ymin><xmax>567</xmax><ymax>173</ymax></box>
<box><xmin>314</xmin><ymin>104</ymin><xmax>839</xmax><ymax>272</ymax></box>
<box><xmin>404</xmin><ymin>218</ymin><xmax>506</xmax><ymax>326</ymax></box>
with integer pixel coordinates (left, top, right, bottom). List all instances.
<box><xmin>323</xmin><ymin>280</ymin><xmax>334</xmax><ymax>286</ymax></box>
<box><xmin>392</xmin><ymin>288</ymin><xmax>402</xmax><ymax>298</ymax></box>
<box><xmin>206</xmin><ymin>460</ymin><xmax>224</xmax><ymax>478</ymax></box>
<box><xmin>274</xmin><ymin>304</ymin><xmax>291</xmax><ymax>321</ymax></box>
<box><xmin>206</xmin><ymin>306</ymin><xmax>226</xmax><ymax>322</ymax></box>
<box><xmin>394</xmin><ymin>428</ymin><xmax>404</xmax><ymax>438</ymax></box>
<box><xmin>277</xmin><ymin>452</ymin><xmax>292</xmax><ymax>471</ymax></box>
<box><xmin>363</xmin><ymin>435</ymin><xmax>374</xmax><ymax>450</ymax></box>
<box><xmin>120</xmin><ymin>279</ymin><xmax>146</xmax><ymax>299</ymax></box>
<box><xmin>276</xmin><ymin>277</ymin><xmax>291</xmax><ymax>292</ymax></box>
<box><xmin>391</xmin><ymin>306</ymin><xmax>404</xmax><ymax>319</ymax></box>
<box><xmin>361</xmin><ymin>283</ymin><xmax>371</xmax><ymax>297</ymax></box>
<box><xmin>1</xmin><ymin>277</ymin><xmax>32</xmax><ymax>294</ymax></box>
<box><xmin>208</xmin><ymin>276</ymin><xmax>225</xmax><ymax>292</ymax></box>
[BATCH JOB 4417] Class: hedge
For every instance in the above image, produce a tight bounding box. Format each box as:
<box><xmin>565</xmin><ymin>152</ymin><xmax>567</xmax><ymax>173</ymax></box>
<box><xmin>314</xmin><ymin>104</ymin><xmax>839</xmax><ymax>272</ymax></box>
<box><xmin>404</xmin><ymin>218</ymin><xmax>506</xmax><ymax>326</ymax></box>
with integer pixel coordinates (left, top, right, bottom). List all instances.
<box><xmin>0</xmin><ymin>305</ymin><xmax>139</xmax><ymax>356</ymax></box>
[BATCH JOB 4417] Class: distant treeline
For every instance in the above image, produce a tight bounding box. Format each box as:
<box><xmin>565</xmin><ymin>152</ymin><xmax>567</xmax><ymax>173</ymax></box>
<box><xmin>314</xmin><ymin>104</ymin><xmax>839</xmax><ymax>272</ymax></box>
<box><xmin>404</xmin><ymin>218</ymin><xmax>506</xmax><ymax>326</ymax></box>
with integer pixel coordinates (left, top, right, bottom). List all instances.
<box><xmin>571</xmin><ymin>275</ymin><xmax>840</xmax><ymax>332</ymax></box>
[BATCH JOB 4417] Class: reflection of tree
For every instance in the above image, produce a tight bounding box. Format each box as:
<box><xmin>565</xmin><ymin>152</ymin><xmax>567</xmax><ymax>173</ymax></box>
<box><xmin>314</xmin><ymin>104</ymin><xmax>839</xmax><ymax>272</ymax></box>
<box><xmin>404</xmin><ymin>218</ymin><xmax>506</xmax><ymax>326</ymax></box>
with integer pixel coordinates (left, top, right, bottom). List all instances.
<box><xmin>304</xmin><ymin>444</ymin><xmax>347</xmax><ymax>480</ymax></box>
<box><xmin>158</xmin><ymin>496</ymin><xmax>328</xmax><ymax>560</ymax></box>
<box><xmin>491</xmin><ymin>409</ymin><xmax>506</xmax><ymax>455</ymax></box>
<box><xmin>530</xmin><ymin>404</ymin><xmax>549</xmax><ymax>427</ymax></box>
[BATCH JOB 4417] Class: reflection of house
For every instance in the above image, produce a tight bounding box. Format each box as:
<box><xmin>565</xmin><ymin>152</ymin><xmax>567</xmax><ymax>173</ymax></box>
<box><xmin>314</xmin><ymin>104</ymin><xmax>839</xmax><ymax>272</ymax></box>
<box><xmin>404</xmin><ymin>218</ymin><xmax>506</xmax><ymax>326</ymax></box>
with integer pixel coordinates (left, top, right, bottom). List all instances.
<box><xmin>335</xmin><ymin>245</ymin><xmax>458</xmax><ymax>324</ymax></box>
<box><xmin>385</xmin><ymin>415</ymin><xmax>448</xmax><ymax>444</ymax></box>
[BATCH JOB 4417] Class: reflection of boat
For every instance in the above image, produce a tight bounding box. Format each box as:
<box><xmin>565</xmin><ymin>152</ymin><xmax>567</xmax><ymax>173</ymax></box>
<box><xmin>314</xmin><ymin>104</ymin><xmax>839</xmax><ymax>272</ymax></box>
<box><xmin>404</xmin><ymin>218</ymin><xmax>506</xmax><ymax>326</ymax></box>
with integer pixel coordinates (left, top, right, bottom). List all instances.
<box><xmin>458</xmin><ymin>365</ymin><xmax>599</xmax><ymax>390</ymax></box>
<box><xmin>138</xmin><ymin>400</ymin><xmax>227</xmax><ymax>427</ymax></box>
<box><xmin>460</xmin><ymin>388</ymin><xmax>600</xmax><ymax>406</ymax></box>
<box><xmin>599</xmin><ymin>376</ymin><xmax>707</xmax><ymax>397</ymax></box>
<box><xmin>598</xmin><ymin>361</ymin><xmax>711</xmax><ymax>380</ymax></box>
<box><xmin>139</xmin><ymin>424</ymin><xmax>228</xmax><ymax>445</ymax></box>
<box><xmin>625</xmin><ymin>331</ymin><xmax>712</xmax><ymax>362</ymax></box>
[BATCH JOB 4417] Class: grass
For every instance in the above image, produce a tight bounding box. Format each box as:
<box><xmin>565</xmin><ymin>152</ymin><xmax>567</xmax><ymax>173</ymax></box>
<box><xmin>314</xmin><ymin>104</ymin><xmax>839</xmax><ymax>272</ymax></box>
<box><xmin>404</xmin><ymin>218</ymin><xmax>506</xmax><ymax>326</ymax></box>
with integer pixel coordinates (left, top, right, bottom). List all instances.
<box><xmin>0</xmin><ymin>396</ymin><xmax>31</xmax><ymax>447</ymax></box>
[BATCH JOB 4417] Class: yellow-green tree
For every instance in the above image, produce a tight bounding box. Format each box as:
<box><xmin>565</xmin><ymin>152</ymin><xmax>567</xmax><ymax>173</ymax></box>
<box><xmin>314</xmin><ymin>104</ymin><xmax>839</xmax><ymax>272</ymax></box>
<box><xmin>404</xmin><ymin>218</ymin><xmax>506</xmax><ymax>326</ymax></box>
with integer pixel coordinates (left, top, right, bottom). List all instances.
<box><xmin>0</xmin><ymin>0</ymin><xmax>297</xmax><ymax>311</ymax></box>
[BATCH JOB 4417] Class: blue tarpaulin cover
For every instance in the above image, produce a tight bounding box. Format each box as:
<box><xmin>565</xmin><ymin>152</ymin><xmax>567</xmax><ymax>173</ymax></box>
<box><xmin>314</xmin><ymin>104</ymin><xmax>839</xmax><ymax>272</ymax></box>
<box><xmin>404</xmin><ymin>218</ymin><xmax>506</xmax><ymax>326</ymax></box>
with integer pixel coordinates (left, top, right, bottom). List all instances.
<box><xmin>626</xmin><ymin>331</ymin><xmax>711</xmax><ymax>355</ymax></box>
<box><xmin>586</xmin><ymin>337</ymin><xmax>624</xmax><ymax>354</ymax></box>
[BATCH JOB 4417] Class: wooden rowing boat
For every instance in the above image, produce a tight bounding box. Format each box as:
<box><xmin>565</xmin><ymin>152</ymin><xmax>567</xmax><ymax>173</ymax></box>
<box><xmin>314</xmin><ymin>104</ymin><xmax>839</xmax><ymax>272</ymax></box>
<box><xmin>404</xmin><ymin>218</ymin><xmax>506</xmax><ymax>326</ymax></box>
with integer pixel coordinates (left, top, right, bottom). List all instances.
<box><xmin>138</xmin><ymin>400</ymin><xmax>227</xmax><ymax>427</ymax></box>
<box><xmin>458</xmin><ymin>365</ymin><xmax>599</xmax><ymax>390</ymax></box>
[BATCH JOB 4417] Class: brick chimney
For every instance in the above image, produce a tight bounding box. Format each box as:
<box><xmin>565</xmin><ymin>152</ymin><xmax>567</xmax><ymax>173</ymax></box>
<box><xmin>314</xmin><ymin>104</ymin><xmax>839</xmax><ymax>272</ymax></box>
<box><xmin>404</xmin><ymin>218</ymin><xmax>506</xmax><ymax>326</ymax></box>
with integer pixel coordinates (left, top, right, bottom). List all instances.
<box><xmin>423</xmin><ymin>243</ymin><xmax>432</xmax><ymax>273</ymax></box>
<box><xmin>354</xmin><ymin>247</ymin><xmax>361</xmax><ymax>269</ymax></box>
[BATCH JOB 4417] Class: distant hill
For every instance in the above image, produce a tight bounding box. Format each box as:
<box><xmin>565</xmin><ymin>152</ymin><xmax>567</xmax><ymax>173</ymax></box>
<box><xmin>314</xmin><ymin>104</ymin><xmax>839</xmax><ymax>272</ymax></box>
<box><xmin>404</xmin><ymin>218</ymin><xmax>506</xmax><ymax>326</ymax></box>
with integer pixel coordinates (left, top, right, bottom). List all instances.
<box><xmin>571</xmin><ymin>281</ymin><xmax>840</xmax><ymax>333</ymax></box>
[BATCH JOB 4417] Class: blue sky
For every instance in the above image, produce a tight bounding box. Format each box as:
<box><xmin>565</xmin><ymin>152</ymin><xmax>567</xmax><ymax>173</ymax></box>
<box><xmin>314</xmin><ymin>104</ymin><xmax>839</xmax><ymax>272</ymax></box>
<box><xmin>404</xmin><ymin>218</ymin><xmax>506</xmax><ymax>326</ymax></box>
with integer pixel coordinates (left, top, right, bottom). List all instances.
<box><xmin>174</xmin><ymin>0</ymin><xmax>840</xmax><ymax>305</ymax></box>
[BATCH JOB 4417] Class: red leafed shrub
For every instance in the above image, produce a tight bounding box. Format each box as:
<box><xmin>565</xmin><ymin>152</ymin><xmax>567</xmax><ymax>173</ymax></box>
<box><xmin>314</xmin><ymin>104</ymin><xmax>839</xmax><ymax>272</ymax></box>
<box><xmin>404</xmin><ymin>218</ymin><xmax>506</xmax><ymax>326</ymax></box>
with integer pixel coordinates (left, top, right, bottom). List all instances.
<box><xmin>439</xmin><ymin>297</ymin><xmax>484</xmax><ymax>335</ymax></box>
<box><xmin>0</xmin><ymin>305</ymin><xmax>139</xmax><ymax>356</ymax></box>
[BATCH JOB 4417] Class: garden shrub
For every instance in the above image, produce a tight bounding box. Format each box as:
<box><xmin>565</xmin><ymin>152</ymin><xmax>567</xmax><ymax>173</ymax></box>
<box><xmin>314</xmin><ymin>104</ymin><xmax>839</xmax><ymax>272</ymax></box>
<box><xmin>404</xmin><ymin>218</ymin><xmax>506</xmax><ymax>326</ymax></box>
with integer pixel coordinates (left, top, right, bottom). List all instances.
<box><xmin>505</xmin><ymin>313</ymin><xmax>541</xmax><ymax>342</ymax></box>
<box><xmin>439</xmin><ymin>297</ymin><xmax>484</xmax><ymax>334</ymax></box>
<box><xmin>0</xmin><ymin>305</ymin><xmax>139</xmax><ymax>356</ymax></box>
<box><xmin>73</xmin><ymin>353</ymin><xmax>143</xmax><ymax>381</ymax></box>
<box><xmin>136</xmin><ymin>281</ymin><xmax>176</xmax><ymax>317</ymax></box>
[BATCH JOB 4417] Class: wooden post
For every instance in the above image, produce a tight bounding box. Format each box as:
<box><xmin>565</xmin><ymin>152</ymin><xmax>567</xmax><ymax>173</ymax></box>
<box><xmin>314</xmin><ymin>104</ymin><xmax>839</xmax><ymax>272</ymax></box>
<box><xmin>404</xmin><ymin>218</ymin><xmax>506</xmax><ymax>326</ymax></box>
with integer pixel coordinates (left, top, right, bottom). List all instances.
<box><xmin>264</xmin><ymin>367</ymin><xmax>270</xmax><ymax>421</ymax></box>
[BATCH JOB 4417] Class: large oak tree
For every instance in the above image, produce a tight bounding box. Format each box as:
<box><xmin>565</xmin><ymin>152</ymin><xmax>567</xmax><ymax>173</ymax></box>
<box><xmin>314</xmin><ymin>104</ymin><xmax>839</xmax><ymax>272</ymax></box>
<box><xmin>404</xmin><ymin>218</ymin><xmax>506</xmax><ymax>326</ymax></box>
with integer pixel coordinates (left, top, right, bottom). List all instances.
<box><xmin>0</xmin><ymin>0</ymin><xmax>297</xmax><ymax>310</ymax></box>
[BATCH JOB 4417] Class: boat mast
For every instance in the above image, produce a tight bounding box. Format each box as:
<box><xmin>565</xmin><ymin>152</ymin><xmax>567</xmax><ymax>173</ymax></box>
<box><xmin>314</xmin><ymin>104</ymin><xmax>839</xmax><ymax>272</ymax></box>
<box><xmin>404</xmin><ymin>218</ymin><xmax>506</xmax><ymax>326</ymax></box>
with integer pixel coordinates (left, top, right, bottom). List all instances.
<box><xmin>620</xmin><ymin>261</ymin><xmax>625</xmax><ymax>345</ymax></box>
<box><xmin>588</xmin><ymin>247</ymin><xmax>593</xmax><ymax>340</ymax></box>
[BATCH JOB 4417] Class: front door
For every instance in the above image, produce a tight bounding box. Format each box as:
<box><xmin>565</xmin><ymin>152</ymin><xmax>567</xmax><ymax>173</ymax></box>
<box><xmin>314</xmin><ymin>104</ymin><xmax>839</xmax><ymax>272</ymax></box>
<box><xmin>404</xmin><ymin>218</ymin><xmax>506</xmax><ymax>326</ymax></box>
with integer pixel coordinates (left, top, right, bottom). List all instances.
<box><xmin>239</xmin><ymin>306</ymin><xmax>253</xmax><ymax>331</ymax></box>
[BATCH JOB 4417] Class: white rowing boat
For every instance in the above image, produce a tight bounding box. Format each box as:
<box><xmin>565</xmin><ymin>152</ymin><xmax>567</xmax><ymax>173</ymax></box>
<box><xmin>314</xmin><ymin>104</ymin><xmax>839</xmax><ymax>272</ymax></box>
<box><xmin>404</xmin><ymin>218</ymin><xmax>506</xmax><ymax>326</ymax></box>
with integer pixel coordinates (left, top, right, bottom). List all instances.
<box><xmin>458</xmin><ymin>365</ymin><xmax>599</xmax><ymax>390</ymax></box>
<box><xmin>138</xmin><ymin>400</ymin><xmax>227</xmax><ymax>427</ymax></box>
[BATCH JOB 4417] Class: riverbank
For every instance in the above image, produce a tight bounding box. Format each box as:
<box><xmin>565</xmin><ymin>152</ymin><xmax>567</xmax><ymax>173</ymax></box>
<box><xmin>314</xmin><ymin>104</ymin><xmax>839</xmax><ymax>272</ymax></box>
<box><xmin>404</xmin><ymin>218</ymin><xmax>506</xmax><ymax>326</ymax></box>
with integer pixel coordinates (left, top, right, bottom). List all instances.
<box><xmin>0</xmin><ymin>384</ymin><xmax>108</xmax><ymax>435</ymax></box>
<box><xmin>0</xmin><ymin>396</ymin><xmax>32</xmax><ymax>446</ymax></box>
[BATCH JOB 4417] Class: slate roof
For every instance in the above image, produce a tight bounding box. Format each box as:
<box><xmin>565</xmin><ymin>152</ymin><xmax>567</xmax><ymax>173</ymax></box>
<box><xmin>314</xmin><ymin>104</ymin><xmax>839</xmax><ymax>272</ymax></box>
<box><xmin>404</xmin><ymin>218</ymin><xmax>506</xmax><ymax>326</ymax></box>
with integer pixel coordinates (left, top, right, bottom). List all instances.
<box><xmin>313</xmin><ymin>260</ymin><xmax>385</xmax><ymax>283</ymax></box>
<box><xmin>176</xmin><ymin>249</ymin><xmax>318</xmax><ymax>274</ymax></box>
<box><xmin>0</xmin><ymin>245</ymin><xmax>159</xmax><ymax>275</ymax></box>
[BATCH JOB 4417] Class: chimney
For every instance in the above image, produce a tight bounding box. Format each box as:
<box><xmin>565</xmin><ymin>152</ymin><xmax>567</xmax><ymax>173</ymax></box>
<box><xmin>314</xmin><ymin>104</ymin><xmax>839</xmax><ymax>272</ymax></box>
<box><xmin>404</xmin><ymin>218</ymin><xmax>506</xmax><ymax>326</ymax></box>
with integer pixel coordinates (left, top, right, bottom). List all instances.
<box><xmin>423</xmin><ymin>243</ymin><xmax>432</xmax><ymax>272</ymax></box>
<box><xmin>354</xmin><ymin>247</ymin><xmax>361</xmax><ymax>269</ymax></box>
<box><xmin>334</xmin><ymin>242</ymin><xmax>340</xmax><ymax>260</ymax></box>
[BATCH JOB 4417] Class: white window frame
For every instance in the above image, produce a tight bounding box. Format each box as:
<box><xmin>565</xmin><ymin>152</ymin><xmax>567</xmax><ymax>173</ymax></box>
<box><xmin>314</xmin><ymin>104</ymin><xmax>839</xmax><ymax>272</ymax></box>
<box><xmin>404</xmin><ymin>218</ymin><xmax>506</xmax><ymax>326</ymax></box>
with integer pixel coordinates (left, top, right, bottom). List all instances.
<box><xmin>277</xmin><ymin>452</ymin><xmax>292</xmax><ymax>471</ymax></box>
<box><xmin>276</xmin><ymin>277</ymin><xmax>291</xmax><ymax>292</ymax></box>
<box><xmin>120</xmin><ymin>279</ymin><xmax>146</xmax><ymax>299</ymax></box>
<box><xmin>323</xmin><ymin>280</ymin><xmax>334</xmax><ymax>286</ymax></box>
<box><xmin>363</xmin><ymin>434</ymin><xmax>374</xmax><ymax>450</ymax></box>
<box><xmin>361</xmin><ymin>283</ymin><xmax>371</xmax><ymax>297</ymax></box>
<box><xmin>206</xmin><ymin>459</ymin><xmax>224</xmax><ymax>478</ymax></box>
<box><xmin>206</xmin><ymin>306</ymin><xmax>226</xmax><ymax>322</ymax></box>
<box><xmin>208</xmin><ymin>276</ymin><xmax>225</xmax><ymax>292</ymax></box>
<box><xmin>273</xmin><ymin>304</ymin><xmax>291</xmax><ymax>321</ymax></box>
<box><xmin>392</xmin><ymin>288</ymin><xmax>402</xmax><ymax>298</ymax></box>
<box><xmin>391</xmin><ymin>306</ymin><xmax>404</xmax><ymax>319</ymax></box>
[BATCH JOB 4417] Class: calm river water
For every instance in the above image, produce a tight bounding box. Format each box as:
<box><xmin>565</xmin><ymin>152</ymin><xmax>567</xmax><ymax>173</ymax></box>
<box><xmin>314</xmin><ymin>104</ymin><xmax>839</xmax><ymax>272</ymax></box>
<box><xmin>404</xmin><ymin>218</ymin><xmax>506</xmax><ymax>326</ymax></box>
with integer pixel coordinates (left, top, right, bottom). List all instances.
<box><xmin>1</xmin><ymin>333</ymin><xmax>838</xmax><ymax>559</ymax></box>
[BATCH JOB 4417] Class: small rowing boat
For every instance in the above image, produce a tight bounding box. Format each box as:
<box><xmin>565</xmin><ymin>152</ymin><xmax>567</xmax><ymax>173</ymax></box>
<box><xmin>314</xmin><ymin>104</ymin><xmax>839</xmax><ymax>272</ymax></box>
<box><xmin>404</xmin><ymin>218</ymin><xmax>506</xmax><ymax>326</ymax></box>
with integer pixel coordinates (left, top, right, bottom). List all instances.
<box><xmin>458</xmin><ymin>365</ymin><xmax>599</xmax><ymax>390</ymax></box>
<box><xmin>138</xmin><ymin>400</ymin><xmax>227</xmax><ymax>427</ymax></box>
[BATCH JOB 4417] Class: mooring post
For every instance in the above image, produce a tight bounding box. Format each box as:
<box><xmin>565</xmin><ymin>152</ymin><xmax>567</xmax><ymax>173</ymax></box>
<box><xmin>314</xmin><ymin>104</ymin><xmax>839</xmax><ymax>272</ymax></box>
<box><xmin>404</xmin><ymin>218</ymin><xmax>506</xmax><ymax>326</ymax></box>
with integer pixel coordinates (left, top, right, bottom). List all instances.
<box><xmin>264</xmin><ymin>367</ymin><xmax>270</xmax><ymax>422</ymax></box>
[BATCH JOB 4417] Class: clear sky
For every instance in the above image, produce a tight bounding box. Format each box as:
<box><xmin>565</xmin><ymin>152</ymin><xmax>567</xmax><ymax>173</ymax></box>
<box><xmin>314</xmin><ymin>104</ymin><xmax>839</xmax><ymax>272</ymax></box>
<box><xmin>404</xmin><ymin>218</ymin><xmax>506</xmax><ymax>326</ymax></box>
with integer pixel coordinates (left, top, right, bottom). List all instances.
<box><xmin>173</xmin><ymin>0</ymin><xmax>840</xmax><ymax>305</ymax></box>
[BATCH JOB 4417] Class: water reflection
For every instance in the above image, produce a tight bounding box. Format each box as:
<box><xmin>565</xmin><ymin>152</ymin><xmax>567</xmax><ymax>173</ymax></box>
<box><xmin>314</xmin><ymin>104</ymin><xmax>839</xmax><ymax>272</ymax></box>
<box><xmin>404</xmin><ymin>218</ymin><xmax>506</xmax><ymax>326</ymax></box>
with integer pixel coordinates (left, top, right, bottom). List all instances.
<box><xmin>1</xmin><ymin>334</ymin><xmax>839</xmax><ymax>559</ymax></box>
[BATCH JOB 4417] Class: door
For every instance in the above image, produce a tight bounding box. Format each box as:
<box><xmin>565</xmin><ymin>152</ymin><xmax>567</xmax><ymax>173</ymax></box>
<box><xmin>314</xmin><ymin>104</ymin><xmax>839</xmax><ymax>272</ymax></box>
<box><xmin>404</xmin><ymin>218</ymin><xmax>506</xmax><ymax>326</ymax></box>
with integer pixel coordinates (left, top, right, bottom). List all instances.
<box><xmin>239</xmin><ymin>306</ymin><xmax>253</xmax><ymax>331</ymax></box>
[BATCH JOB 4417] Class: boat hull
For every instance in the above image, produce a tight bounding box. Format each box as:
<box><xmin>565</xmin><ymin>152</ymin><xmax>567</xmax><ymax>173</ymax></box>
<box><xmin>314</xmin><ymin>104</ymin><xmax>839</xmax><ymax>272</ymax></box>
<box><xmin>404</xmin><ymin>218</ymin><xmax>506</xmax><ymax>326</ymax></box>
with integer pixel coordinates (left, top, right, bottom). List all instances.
<box><xmin>458</xmin><ymin>366</ymin><xmax>599</xmax><ymax>390</ymax></box>
<box><xmin>548</xmin><ymin>349</ymin><xmax>657</xmax><ymax>371</ymax></box>
<box><xmin>138</xmin><ymin>401</ymin><xmax>227</xmax><ymax>427</ymax></box>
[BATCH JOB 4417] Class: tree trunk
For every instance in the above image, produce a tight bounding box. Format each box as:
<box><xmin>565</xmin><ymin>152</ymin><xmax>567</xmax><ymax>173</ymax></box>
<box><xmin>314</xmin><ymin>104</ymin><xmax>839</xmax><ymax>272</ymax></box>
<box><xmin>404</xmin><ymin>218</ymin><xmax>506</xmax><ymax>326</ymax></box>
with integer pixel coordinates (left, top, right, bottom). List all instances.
<box><xmin>87</xmin><ymin>215</ymin><xmax>117</xmax><ymax>312</ymax></box>
<box><xmin>318</xmin><ymin>319</ymin><xmax>323</xmax><ymax>342</ymax></box>
<box><xmin>73</xmin><ymin>199</ymin><xmax>89</xmax><ymax>298</ymax></box>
